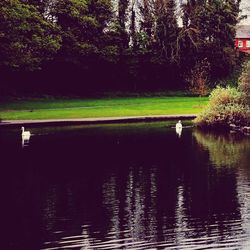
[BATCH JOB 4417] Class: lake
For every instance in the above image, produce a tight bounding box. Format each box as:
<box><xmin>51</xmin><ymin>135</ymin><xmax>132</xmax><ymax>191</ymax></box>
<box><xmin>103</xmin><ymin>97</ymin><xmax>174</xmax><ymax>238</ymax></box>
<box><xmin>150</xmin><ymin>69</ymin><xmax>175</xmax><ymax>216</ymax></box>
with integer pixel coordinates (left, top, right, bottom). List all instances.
<box><xmin>1</xmin><ymin>122</ymin><xmax>250</xmax><ymax>249</ymax></box>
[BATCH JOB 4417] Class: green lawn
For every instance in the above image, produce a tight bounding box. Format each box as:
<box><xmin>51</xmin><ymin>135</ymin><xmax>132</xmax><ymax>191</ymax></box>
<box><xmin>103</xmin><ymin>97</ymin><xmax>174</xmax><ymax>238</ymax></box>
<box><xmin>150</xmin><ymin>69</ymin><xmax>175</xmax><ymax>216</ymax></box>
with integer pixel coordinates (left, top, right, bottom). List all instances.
<box><xmin>0</xmin><ymin>96</ymin><xmax>208</xmax><ymax>120</ymax></box>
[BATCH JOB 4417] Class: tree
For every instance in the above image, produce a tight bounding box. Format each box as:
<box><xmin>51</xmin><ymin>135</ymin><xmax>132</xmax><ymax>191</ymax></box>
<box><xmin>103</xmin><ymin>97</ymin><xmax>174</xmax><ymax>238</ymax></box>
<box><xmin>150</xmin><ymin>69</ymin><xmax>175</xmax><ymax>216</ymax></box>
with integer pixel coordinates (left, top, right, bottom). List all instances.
<box><xmin>140</xmin><ymin>0</ymin><xmax>179</xmax><ymax>59</ymax></box>
<box><xmin>154</xmin><ymin>0</ymin><xmax>179</xmax><ymax>61</ymax></box>
<box><xmin>117</xmin><ymin>0</ymin><xmax>130</xmax><ymax>49</ymax></box>
<box><xmin>52</xmin><ymin>0</ymin><xmax>113</xmax><ymax>61</ymax></box>
<box><xmin>180</xmin><ymin>0</ymin><xmax>241</xmax><ymax>80</ymax></box>
<box><xmin>129</xmin><ymin>0</ymin><xmax>137</xmax><ymax>49</ymax></box>
<box><xmin>0</xmin><ymin>0</ymin><xmax>61</xmax><ymax>71</ymax></box>
<box><xmin>21</xmin><ymin>0</ymin><xmax>50</xmax><ymax>14</ymax></box>
<box><xmin>140</xmin><ymin>0</ymin><xmax>154</xmax><ymax>49</ymax></box>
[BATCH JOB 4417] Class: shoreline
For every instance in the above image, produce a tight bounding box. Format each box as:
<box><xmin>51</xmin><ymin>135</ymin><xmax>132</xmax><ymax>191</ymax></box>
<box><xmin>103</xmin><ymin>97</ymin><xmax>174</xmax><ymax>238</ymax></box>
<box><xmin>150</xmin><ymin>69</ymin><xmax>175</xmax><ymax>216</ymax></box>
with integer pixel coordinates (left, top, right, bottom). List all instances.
<box><xmin>0</xmin><ymin>114</ymin><xmax>197</xmax><ymax>127</ymax></box>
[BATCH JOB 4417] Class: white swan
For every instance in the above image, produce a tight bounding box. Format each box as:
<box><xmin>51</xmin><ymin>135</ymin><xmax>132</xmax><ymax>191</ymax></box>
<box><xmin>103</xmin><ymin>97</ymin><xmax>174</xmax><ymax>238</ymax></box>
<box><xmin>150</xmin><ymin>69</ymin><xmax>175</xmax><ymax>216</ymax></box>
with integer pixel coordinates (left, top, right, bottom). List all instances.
<box><xmin>21</xmin><ymin>126</ymin><xmax>31</xmax><ymax>137</ymax></box>
<box><xmin>175</xmin><ymin>120</ymin><xmax>182</xmax><ymax>138</ymax></box>
<box><xmin>176</xmin><ymin>120</ymin><xmax>182</xmax><ymax>130</ymax></box>
<box><xmin>21</xmin><ymin>127</ymin><xmax>31</xmax><ymax>147</ymax></box>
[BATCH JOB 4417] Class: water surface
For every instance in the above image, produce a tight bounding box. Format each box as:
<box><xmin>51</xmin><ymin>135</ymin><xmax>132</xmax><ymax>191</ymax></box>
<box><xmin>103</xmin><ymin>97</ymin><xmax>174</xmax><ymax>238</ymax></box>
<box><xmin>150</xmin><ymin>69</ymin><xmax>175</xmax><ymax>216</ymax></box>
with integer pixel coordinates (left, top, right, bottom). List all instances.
<box><xmin>1</xmin><ymin>122</ymin><xmax>250</xmax><ymax>249</ymax></box>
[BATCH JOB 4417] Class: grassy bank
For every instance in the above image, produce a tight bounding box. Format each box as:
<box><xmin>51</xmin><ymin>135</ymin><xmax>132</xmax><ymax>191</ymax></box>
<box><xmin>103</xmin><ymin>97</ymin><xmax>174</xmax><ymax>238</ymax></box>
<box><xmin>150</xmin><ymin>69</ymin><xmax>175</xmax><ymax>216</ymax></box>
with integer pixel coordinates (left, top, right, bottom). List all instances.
<box><xmin>0</xmin><ymin>96</ymin><xmax>208</xmax><ymax>120</ymax></box>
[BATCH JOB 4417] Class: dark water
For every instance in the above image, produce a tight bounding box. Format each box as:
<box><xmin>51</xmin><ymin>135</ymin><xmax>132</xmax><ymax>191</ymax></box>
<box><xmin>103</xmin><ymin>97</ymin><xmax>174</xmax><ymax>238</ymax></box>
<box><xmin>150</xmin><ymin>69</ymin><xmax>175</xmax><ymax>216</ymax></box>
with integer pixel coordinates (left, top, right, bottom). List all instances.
<box><xmin>1</xmin><ymin>122</ymin><xmax>250</xmax><ymax>250</ymax></box>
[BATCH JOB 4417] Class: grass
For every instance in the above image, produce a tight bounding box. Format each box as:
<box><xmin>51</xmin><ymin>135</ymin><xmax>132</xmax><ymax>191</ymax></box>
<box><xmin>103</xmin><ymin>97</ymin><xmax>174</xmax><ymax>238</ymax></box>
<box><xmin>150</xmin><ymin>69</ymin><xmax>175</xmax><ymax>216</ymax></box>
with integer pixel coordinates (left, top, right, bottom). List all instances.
<box><xmin>0</xmin><ymin>96</ymin><xmax>208</xmax><ymax>120</ymax></box>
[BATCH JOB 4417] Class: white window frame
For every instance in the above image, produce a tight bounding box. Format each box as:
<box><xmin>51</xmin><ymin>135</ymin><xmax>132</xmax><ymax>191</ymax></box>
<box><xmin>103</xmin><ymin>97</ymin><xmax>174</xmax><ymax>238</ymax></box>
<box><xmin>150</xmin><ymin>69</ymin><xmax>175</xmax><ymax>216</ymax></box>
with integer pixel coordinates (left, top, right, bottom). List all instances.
<box><xmin>238</xmin><ymin>40</ymin><xmax>243</xmax><ymax>48</ymax></box>
<box><xmin>246</xmin><ymin>40</ymin><xmax>250</xmax><ymax>48</ymax></box>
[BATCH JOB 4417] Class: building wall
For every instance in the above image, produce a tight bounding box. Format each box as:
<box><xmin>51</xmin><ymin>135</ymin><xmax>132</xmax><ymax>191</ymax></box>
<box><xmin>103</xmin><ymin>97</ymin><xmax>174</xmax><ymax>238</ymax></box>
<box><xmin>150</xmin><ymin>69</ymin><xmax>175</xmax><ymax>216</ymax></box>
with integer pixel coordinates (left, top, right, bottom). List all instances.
<box><xmin>235</xmin><ymin>38</ymin><xmax>250</xmax><ymax>53</ymax></box>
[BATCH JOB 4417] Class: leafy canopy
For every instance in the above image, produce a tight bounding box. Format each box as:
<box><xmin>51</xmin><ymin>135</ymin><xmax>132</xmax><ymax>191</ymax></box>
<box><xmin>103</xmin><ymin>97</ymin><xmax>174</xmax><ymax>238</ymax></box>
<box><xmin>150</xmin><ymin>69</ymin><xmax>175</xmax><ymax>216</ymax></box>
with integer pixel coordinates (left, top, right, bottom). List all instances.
<box><xmin>0</xmin><ymin>0</ymin><xmax>61</xmax><ymax>70</ymax></box>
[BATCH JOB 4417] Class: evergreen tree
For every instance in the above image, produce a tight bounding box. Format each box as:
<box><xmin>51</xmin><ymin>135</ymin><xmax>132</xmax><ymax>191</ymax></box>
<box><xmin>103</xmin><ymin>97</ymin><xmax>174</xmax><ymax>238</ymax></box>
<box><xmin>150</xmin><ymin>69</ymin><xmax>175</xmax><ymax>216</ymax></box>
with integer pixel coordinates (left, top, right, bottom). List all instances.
<box><xmin>22</xmin><ymin>0</ymin><xmax>58</xmax><ymax>22</ymax></box>
<box><xmin>0</xmin><ymin>0</ymin><xmax>61</xmax><ymax>71</ymax></box>
<box><xmin>139</xmin><ymin>0</ymin><xmax>154</xmax><ymax>50</ymax></box>
<box><xmin>117</xmin><ymin>0</ymin><xmax>130</xmax><ymax>49</ymax></box>
<box><xmin>21</xmin><ymin>0</ymin><xmax>49</xmax><ymax>13</ymax></box>
<box><xmin>155</xmin><ymin>0</ymin><xmax>179</xmax><ymax>61</ymax></box>
<box><xmin>180</xmin><ymin>0</ymin><xmax>241</xmax><ymax>80</ymax></box>
<box><xmin>129</xmin><ymin>0</ymin><xmax>137</xmax><ymax>49</ymax></box>
<box><xmin>52</xmin><ymin>0</ymin><xmax>113</xmax><ymax>61</ymax></box>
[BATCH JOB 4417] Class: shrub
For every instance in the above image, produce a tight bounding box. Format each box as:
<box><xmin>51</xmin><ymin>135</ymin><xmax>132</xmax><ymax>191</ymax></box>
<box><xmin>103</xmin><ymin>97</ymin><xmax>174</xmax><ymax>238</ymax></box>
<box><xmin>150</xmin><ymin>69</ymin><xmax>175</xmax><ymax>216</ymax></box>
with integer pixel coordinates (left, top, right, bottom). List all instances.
<box><xmin>195</xmin><ymin>59</ymin><xmax>250</xmax><ymax>129</ymax></box>
<box><xmin>238</xmin><ymin>61</ymin><xmax>250</xmax><ymax>105</ymax></box>
<box><xmin>187</xmin><ymin>59</ymin><xmax>210</xmax><ymax>97</ymax></box>
<box><xmin>194</xmin><ymin>86</ymin><xmax>250</xmax><ymax>128</ymax></box>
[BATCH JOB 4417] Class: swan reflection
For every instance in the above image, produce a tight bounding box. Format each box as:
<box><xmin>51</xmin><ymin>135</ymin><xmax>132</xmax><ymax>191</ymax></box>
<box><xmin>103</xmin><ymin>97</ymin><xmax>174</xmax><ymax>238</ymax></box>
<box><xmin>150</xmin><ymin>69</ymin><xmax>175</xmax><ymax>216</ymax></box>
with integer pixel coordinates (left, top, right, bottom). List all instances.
<box><xmin>22</xmin><ymin>134</ymin><xmax>31</xmax><ymax>147</ymax></box>
<box><xmin>176</xmin><ymin>127</ymin><xmax>182</xmax><ymax>138</ymax></box>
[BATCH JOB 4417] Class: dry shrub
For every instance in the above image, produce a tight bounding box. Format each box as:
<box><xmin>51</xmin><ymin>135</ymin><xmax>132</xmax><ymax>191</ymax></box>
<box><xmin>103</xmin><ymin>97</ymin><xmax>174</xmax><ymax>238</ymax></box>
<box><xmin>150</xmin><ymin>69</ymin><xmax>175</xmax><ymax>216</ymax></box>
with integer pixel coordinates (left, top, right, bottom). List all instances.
<box><xmin>187</xmin><ymin>59</ymin><xmax>210</xmax><ymax>97</ymax></box>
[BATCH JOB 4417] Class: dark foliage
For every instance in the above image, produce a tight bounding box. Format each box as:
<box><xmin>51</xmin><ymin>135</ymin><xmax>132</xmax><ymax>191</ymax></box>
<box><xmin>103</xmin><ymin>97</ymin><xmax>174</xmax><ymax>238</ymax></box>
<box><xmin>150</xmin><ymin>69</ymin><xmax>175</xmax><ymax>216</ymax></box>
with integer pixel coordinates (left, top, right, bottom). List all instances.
<box><xmin>0</xmin><ymin>0</ymin><xmax>243</xmax><ymax>95</ymax></box>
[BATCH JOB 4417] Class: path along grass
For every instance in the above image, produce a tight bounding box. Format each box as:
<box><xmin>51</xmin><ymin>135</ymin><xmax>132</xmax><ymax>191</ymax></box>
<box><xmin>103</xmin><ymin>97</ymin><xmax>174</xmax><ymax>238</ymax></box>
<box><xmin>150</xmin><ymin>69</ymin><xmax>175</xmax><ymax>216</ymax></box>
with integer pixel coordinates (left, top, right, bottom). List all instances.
<box><xmin>0</xmin><ymin>96</ymin><xmax>208</xmax><ymax>120</ymax></box>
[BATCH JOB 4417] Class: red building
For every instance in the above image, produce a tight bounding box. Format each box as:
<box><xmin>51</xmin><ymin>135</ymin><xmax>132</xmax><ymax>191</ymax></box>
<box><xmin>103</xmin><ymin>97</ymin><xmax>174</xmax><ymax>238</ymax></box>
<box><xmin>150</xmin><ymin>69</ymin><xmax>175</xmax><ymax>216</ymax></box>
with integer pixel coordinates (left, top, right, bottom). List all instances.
<box><xmin>235</xmin><ymin>25</ymin><xmax>250</xmax><ymax>53</ymax></box>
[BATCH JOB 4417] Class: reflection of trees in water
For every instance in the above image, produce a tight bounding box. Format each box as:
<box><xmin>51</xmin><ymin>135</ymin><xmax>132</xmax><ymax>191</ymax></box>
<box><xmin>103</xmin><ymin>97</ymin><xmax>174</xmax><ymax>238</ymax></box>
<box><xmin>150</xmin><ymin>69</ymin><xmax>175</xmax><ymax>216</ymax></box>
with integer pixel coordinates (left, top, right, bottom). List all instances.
<box><xmin>123</xmin><ymin>167</ymin><xmax>148</xmax><ymax>241</ymax></box>
<box><xmin>5</xmin><ymin>128</ymin><xmax>247</xmax><ymax>249</ymax></box>
<box><xmin>40</xmin><ymin>129</ymin><xmax>244</xmax><ymax>248</ymax></box>
<box><xmin>193</xmin><ymin>130</ymin><xmax>250</xmax><ymax>168</ymax></box>
<box><xmin>102</xmin><ymin>175</ymin><xmax>120</xmax><ymax>238</ymax></box>
<box><xmin>192</xmin><ymin>129</ymin><xmax>250</xmax><ymax>249</ymax></box>
<box><xmin>101</xmin><ymin>165</ymin><xmax>160</xmax><ymax>246</ymax></box>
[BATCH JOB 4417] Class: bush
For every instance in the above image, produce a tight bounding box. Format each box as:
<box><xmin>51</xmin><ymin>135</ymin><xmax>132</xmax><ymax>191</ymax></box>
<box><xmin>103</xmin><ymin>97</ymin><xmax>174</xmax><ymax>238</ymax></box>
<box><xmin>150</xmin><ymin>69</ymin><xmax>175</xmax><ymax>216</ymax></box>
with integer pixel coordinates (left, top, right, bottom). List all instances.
<box><xmin>194</xmin><ymin>86</ymin><xmax>250</xmax><ymax>128</ymax></box>
<box><xmin>195</xmin><ymin>60</ymin><xmax>250</xmax><ymax>129</ymax></box>
<box><xmin>187</xmin><ymin>59</ymin><xmax>210</xmax><ymax>97</ymax></box>
<box><xmin>238</xmin><ymin>61</ymin><xmax>250</xmax><ymax>105</ymax></box>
